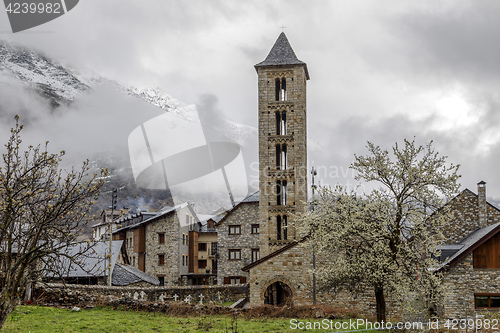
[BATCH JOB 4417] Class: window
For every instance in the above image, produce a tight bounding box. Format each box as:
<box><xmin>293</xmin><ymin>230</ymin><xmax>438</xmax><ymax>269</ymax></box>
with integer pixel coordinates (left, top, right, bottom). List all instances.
<box><xmin>475</xmin><ymin>294</ymin><xmax>500</xmax><ymax>309</ymax></box>
<box><xmin>274</xmin><ymin>77</ymin><xmax>287</xmax><ymax>101</ymax></box>
<box><xmin>211</xmin><ymin>242</ymin><xmax>218</xmax><ymax>256</ymax></box>
<box><xmin>251</xmin><ymin>224</ymin><xmax>260</xmax><ymax>234</ymax></box>
<box><xmin>224</xmin><ymin>276</ymin><xmax>247</xmax><ymax>285</ymax></box>
<box><xmin>281</xmin><ymin>77</ymin><xmax>287</xmax><ymax>101</ymax></box>
<box><xmin>277</xmin><ymin>215</ymin><xmax>288</xmax><ymax>241</ymax></box>
<box><xmin>158</xmin><ymin>254</ymin><xmax>165</xmax><ymax>265</ymax></box>
<box><xmin>158</xmin><ymin>276</ymin><xmax>165</xmax><ymax>286</ymax></box>
<box><xmin>228</xmin><ymin>225</ymin><xmax>241</xmax><ymax>235</ymax></box>
<box><xmin>229</xmin><ymin>249</ymin><xmax>241</xmax><ymax>260</ymax></box>
<box><xmin>198</xmin><ymin>260</ymin><xmax>207</xmax><ymax>269</ymax></box>
<box><xmin>158</xmin><ymin>233</ymin><xmax>165</xmax><ymax>244</ymax></box>
<box><xmin>276</xmin><ymin>180</ymin><xmax>288</xmax><ymax>205</ymax></box>
<box><xmin>275</xmin><ymin>78</ymin><xmax>280</xmax><ymax>101</ymax></box>
<box><xmin>276</xmin><ymin>144</ymin><xmax>287</xmax><ymax>170</ymax></box>
<box><xmin>198</xmin><ymin>243</ymin><xmax>207</xmax><ymax>251</ymax></box>
<box><xmin>275</xmin><ymin>111</ymin><xmax>287</xmax><ymax>135</ymax></box>
<box><xmin>252</xmin><ymin>249</ymin><xmax>260</xmax><ymax>263</ymax></box>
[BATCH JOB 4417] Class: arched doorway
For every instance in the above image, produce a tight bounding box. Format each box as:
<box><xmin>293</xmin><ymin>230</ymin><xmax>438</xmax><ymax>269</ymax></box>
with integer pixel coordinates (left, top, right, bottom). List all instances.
<box><xmin>264</xmin><ymin>281</ymin><xmax>292</xmax><ymax>306</ymax></box>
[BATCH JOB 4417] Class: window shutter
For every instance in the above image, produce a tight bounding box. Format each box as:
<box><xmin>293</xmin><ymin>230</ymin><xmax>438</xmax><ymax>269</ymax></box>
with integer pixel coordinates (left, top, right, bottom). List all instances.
<box><xmin>224</xmin><ymin>277</ymin><xmax>230</xmax><ymax>285</ymax></box>
<box><xmin>240</xmin><ymin>277</ymin><xmax>247</xmax><ymax>283</ymax></box>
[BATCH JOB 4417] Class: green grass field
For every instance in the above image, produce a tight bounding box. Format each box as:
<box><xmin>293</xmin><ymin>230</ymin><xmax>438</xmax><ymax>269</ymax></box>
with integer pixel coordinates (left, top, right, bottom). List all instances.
<box><xmin>0</xmin><ymin>305</ymin><xmax>386</xmax><ymax>333</ymax></box>
<box><xmin>0</xmin><ymin>306</ymin><xmax>313</xmax><ymax>332</ymax></box>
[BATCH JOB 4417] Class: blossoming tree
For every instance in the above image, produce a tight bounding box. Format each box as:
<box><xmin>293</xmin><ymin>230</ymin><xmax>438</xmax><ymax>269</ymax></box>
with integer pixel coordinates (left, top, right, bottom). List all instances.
<box><xmin>300</xmin><ymin>139</ymin><xmax>460</xmax><ymax>321</ymax></box>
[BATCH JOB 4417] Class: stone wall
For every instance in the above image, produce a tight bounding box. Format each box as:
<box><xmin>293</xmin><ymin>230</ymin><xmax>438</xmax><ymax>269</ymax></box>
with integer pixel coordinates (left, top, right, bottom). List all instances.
<box><xmin>217</xmin><ymin>202</ymin><xmax>260</xmax><ymax>285</ymax></box>
<box><xmin>257</xmin><ymin>65</ymin><xmax>308</xmax><ymax>257</ymax></box>
<box><xmin>247</xmin><ymin>242</ymin><xmax>403</xmax><ymax>320</ymax></box>
<box><xmin>143</xmin><ymin>209</ymin><xmax>190</xmax><ymax>285</ymax></box>
<box><xmin>441</xmin><ymin>252</ymin><xmax>500</xmax><ymax>319</ymax></box>
<box><xmin>35</xmin><ymin>283</ymin><xmax>248</xmax><ymax>305</ymax></box>
<box><xmin>248</xmin><ymin>243</ymin><xmax>313</xmax><ymax>306</ymax></box>
<box><xmin>440</xmin><ymin>190</ymin><xmax>500</xmax><ymax>244</ymax></box>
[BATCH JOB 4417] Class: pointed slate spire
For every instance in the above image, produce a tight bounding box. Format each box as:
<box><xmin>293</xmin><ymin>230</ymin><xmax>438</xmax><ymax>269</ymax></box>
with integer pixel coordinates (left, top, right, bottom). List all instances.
<box><xmin>255</xmin><ymin>32</ymin><xmax>309</xmax><ymax>79</ymax></box>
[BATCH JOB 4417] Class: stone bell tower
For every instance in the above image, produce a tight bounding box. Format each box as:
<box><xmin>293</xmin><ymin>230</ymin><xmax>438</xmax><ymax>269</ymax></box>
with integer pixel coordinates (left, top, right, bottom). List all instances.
<box><xmin>255</xmin><ymin>32</ymin><xmax>309</xmax><ymax>256</ymax></box>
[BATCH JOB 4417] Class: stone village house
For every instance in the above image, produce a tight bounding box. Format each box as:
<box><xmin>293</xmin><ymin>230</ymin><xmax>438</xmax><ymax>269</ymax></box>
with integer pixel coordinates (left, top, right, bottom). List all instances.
<box><xmin>113</xmin><ymin>203</ymin><xmax>198</xmax><ymax>286</ymax></box>
<box><xmin>436</xmin><ymin>181</ymin><xmax>500</xmax><ymax>318</ymax></box>
<box><xmin>185</xmin><ymin>214</ymin><xmax>219</xmax><ymax>285</ymax></box>
<box><xmin>215</xmin><ymin>191</ymin><xmax>260</xmax><ymax>285</ymax></box>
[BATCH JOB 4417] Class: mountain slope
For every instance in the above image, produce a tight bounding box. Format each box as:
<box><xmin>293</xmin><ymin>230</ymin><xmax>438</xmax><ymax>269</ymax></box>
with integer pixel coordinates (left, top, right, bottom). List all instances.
<box><xmin>0</xmin><ymin>40</ymin><xmax>90</xmax><ymax>107</ymax></box>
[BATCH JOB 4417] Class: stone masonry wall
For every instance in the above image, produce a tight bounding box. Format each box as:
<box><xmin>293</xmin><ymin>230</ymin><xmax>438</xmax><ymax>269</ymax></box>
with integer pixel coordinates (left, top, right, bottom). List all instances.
<box><xmin>217</xmin><ymin>202</ymin><xmax>259</xmax><ymax>285</ymax></box>
<box><xmin>248</xmin><ymin>244</ymin><xmax>313</xmax><ymax>306</ymax></box>
<box><xmin>144</xmin><ymin>215</ymin><xmax>180</xmax><ymax>285</ymax></box>
<box><xmin>440</xmin><ymin>190</ymin><xmax>500</xmax><ymax>244</ymax></box>
<box><xmin>144</xmin><ymin>206</ymin><xmax>191</xmax><ymax>285</ymax></box>
<box><xmin>36</xmin><ymin>283</ymin><xmax>247</xmax><ymax>304</ymax></box>
<box><xmin>248</xmin><ymin>243</ymin><xmax>400</xmax><ymax>319</ymax></box>
<box><xmin>258</xmin><ymin>65</ymin><xmax>308</xmax><ymax>257</ymax></box>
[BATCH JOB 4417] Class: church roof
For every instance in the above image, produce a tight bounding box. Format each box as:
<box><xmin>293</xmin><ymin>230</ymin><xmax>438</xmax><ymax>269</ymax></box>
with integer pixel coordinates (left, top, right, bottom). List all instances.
<box><xmin>255</xmin><ymin>32</ymin><xmax>310</xmax><ymax>80</ymax></box>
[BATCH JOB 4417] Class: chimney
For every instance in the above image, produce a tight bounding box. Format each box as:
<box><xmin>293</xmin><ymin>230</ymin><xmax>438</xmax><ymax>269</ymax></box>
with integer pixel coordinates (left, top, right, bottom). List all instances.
<box><xmin>478</xmin><ymin>181</ymin><xmax>487</xmax><ymax>228</ymax></box>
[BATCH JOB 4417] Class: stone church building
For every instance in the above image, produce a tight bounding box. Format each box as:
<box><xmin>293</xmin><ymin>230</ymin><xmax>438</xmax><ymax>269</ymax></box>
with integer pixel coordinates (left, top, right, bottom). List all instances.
<box><xmin>234</xmin><ymin>33</ymin><xmax>500</xmax><ymax>319</ymax></box>
<box><xmin>241</xmin><ymin>32</ymin><xmax>315</xmax><ymax>306</ymax></box>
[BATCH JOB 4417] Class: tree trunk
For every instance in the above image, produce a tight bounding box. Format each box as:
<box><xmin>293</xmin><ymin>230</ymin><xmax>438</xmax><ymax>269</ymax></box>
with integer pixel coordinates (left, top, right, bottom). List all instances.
<box><xmin>0</xmin><ymin>301</ymin><xmax>15</xmax><ymax>329</ymax></box>
<box><xmin>375</xmin><ymin>284</ymin><xmax>386</xmax><ymax>322</ymax></box>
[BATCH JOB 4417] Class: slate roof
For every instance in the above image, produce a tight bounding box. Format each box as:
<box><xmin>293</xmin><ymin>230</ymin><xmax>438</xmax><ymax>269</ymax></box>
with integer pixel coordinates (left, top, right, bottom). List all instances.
<box><xmin>241</xmin><ymin>191</ymin><xmax>259</xmax><ymax>203</ymax></box>
<box><xmin>211</xmin><ymin>214</ymin><xmax>226</xmax><ymax>224</ymax></box>
<box><xmin>113</xmin><ymin>203</ymin><xmax>195</xmax><ymax>233</ymax></box>
<box><xmin>112</xmin><ymin>263</ymin><xmax>159</xmax><ymax>286</ymax></box>
<box><xmin>438</xmin><ymin>222</ymin><xmax>500</xmax><ymax>271</ymax></box>
<box><xmin>46</xmin><ymin>241</ymin><xmax>123</xmax><ymax>278</ymax></box>
<box><xmin>255</xmin><ymin>32</ymin><xmax>310</xmax><ymax>80</ymax></box>
<box><xmin>214</xmin><ymin>191</ymin><xmax>259</xmax><ymax>227</ymax></box>
<box><xmin>437</xmin><ymin>244</ymin><xmax>464</xmax><ymax>263</ymax></box>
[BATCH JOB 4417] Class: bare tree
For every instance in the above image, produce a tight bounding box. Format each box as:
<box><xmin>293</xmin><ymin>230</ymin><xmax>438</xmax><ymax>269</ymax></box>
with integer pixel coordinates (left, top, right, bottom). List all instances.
<box><xmin>300</xmin><ymin>139</ymin><xmax>460</xmax><ymax>322</ymax></box>
<box><xmin>0</xmin><ymin>116</ymin><xmax>106</xmax><ymax>327</ymax></box>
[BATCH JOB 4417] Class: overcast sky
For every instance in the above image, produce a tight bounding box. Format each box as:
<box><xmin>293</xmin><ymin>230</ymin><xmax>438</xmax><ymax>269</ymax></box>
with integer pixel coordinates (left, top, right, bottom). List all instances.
<box><xmin>1</xmin><ymin>0</ymin><xmax>500</xmax><ymax>199</ymax></box>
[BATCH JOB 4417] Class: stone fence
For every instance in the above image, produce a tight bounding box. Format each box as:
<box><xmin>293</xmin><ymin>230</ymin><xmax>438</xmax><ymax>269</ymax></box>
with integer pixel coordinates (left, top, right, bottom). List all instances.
<box><xmin>34</xmin><ymin>283</ymin><xmax>248</xmax><ymax>306</ymax></box>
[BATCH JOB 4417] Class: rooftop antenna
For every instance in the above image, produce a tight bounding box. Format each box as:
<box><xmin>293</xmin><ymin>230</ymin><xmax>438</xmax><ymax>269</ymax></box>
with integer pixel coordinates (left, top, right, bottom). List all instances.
<box><xmin>311</xmin><ymin>166</ymin><xmax>318</xmax><ymax>198</ymax></box>
<box><xmin>310</xmin><ymin>166</ymin><xmax>318</xmax><ymax>305</ymax></box>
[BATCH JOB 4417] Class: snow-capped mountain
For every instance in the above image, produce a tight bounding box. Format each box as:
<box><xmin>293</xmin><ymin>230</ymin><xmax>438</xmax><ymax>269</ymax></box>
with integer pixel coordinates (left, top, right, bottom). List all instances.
<box><xmin>0</xmin><ymin>40</ymin><xmax>89</xmax><ymax>107</ymax></box>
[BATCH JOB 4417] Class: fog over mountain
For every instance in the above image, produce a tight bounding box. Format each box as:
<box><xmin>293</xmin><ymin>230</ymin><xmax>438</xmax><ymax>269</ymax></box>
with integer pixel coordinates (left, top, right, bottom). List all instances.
<box><xmin>0</xmin><ymin>40</ymin><xmax>262</xmax><ymax>214</ymax></box>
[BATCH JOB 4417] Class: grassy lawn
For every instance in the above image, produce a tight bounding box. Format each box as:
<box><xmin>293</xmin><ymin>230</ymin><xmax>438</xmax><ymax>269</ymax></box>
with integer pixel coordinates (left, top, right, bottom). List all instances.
<box><xmin>1</xmin><ymin>305</ymin><xmax>383</xmax><ymax>333</ymax></box>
